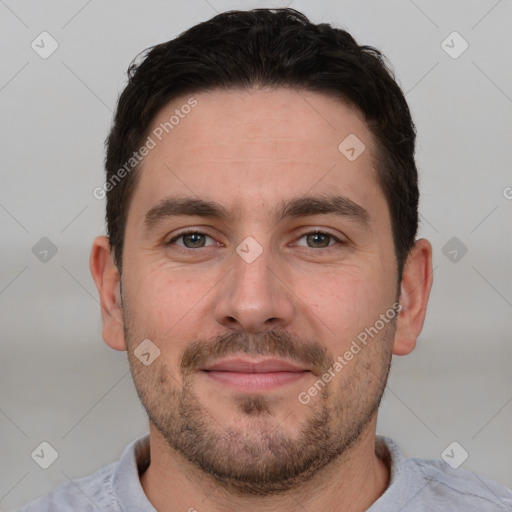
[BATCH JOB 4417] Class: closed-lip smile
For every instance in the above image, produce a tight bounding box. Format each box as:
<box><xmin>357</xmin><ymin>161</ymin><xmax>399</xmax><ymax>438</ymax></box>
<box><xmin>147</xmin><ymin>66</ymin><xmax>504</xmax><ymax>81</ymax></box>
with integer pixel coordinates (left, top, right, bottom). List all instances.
<box><xmin>200</xmin><ymin>357</ymin><xmax>310</xmax><ymax>391</ymax></box>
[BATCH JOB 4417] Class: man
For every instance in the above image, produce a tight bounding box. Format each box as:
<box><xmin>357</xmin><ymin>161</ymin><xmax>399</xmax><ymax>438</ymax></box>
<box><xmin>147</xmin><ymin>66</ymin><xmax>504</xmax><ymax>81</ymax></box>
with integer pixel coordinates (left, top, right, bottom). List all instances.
<box><xmin>20</xmin><ymin>7</ymin><xmax>512</xmax><ymax>511</ymax></box>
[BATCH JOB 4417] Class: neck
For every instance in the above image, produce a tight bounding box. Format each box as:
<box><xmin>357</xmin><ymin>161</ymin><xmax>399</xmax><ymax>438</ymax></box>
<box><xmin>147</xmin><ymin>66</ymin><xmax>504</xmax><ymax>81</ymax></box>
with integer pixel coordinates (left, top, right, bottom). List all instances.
<box><xmin>140</xmin><ymin>416</ymin><xmax>390</xmax><ymax>512</ymax></box>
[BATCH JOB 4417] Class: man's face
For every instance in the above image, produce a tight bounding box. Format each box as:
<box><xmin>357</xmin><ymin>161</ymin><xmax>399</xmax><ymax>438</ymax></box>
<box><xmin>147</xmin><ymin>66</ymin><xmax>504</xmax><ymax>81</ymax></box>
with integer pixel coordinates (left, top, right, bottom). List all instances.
<box><xmin>120</xmin><ymin>88</ymin><xmax>400</xmax><ymax>493</ymax></box>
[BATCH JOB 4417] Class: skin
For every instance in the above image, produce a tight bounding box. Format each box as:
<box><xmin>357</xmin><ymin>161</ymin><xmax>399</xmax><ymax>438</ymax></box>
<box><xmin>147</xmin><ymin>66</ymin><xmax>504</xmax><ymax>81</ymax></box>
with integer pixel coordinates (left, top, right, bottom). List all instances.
<box><xmin>90</xmin><ymin>87</ymin><xmax>433</xmax><ymax>512</ymax></box>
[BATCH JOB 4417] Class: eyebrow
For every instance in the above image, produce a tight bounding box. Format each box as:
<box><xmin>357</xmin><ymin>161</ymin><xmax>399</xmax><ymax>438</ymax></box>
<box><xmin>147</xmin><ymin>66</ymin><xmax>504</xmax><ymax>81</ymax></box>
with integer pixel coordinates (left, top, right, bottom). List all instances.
<box><xmin>143</xmin><ymin>194</ymin><xmax>370</xmax><ymax>233</ymax></box>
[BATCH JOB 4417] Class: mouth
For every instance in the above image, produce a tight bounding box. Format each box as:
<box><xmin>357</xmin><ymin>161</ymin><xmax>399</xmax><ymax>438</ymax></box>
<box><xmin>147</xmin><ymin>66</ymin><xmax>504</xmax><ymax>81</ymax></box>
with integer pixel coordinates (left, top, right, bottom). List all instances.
<box><xmin>200</xmin><ymin>357</ymin><xmax>311</xmax><ymax>392</ymax></box>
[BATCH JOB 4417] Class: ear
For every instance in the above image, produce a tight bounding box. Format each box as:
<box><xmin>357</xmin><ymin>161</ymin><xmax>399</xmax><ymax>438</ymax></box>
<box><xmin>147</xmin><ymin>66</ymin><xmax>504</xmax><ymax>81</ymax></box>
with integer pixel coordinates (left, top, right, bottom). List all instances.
<box><xmin>393</xmin><ymin>238</ymin><xmax>433</xmax><ymax>356</ymax></box>
<box><xmin>89</xmin><ymin>235</ymin><xmax>126</xmax><ymax>351</ymax></box>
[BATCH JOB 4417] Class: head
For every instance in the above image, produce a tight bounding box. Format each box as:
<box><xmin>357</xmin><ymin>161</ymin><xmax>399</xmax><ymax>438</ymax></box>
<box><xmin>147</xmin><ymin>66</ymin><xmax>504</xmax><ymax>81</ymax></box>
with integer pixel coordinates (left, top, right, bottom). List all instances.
<box><xmin>91</xmin><ymin>8</ymin><xmax>432</xmax><ymax>494</ymax></box>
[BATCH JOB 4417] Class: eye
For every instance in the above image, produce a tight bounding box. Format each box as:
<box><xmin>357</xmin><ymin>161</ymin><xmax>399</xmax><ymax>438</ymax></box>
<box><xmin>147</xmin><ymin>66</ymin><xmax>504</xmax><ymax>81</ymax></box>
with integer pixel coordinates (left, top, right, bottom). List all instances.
<box><xmin>167</xmin><ymin>231</ymin><xmax>217</xmax><ymax>249</ymax></box>
<box><xmin>166</xmin><ymin>230</ymin><xmax>342</xmax><ymax>251</ymax></box>
<box><xmin>295</xmin><ymin>231</ymin><xmax>341</xmax><ymax>248</ymax></box>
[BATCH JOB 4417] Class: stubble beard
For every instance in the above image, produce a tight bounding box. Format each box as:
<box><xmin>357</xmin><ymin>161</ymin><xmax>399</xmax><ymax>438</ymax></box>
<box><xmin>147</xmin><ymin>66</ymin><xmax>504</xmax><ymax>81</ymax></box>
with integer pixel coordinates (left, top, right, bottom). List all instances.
<box><xmin>124</xmin><ymin>312</ymin><xmax>394</xmax><ymax>495</ymax></box>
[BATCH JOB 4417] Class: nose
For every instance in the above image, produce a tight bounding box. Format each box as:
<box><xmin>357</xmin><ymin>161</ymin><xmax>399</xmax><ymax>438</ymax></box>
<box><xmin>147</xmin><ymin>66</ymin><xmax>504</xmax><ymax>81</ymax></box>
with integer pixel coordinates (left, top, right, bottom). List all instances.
<box><xmin>213</xmin><ymin>241</ymin><xmax>295</xmax><ymax>334</ymax></box>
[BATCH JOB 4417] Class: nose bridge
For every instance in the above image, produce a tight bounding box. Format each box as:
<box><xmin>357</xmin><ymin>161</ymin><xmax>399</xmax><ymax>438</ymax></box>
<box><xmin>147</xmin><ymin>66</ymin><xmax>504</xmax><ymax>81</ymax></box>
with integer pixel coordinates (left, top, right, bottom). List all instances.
<box><xmin>234</xmin><ymin>240</ymin><xmax>273</xmax><ymax>296</ymax></box>
<box><xmin>214</xmin><ymin>235</ymin><xmax>294</xmax><ymax>333</ymax></box>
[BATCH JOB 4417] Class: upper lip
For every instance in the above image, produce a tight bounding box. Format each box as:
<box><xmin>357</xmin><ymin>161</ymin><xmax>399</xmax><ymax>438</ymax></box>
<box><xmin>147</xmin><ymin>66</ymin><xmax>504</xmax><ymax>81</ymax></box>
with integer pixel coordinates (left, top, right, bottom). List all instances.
<box><xmin>201</xmin><ymin>357</ymin><xmax>309</xmax><ymax>373</ymax></box>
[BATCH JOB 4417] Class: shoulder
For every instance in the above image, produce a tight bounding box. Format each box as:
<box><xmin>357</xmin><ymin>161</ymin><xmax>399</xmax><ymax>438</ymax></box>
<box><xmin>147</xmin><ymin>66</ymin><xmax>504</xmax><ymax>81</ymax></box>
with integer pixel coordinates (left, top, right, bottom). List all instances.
<box><xmin>374</xmin><ymin>436</ymin><xmax>512</xmax><ymax>511</ymax></box>
<box><xmin>18</xmin><ymin>434</ymin><xmax>150</xmax><ymax>511</ymax></box>
<box><xmin>17</xmin><ymin>461</ymin><xmax>119</xmax><ymax>511</ymax></box>
<box><xmin>404</xmin><ymin>456</ymin><xmax>512</xmax><ymax>510</ymax></box>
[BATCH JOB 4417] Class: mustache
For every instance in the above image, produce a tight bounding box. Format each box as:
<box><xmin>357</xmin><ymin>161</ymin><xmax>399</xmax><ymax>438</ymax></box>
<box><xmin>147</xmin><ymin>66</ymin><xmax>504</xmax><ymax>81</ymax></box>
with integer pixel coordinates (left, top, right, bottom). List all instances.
<box><xmin>181</xmin><ymin>329</ymin><xmax>334</xmax><ymax>376</ymax></box>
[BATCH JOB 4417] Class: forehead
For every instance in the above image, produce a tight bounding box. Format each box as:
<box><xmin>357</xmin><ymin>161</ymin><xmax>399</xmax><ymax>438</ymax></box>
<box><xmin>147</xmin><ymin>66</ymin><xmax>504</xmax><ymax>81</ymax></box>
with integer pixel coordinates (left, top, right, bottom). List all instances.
<box><xmin>127</xmin><ymin>87</ymin><xmax>389</xmax><ymax>229</ymax></box>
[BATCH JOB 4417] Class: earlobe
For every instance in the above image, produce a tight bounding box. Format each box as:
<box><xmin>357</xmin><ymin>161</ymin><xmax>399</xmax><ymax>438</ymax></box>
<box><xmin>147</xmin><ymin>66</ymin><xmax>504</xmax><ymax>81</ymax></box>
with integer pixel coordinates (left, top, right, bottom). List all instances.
<box><xmin>89</xmin><ymin>236</ymin><xmax>127</xmax><ymax>351</ymax></box>
<box><xmin>392</xmin><ymin>238</ymin><xmax>433</xmax><ymax>356</ymax></box>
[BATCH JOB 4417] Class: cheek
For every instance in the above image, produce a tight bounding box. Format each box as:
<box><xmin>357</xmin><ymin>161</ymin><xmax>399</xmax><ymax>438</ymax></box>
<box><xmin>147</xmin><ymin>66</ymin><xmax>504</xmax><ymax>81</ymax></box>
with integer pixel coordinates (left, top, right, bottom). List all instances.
<box><xmin>124</xmin><ymin>269</ymin><xmax>207</xmax><ymax>356</ymax></box>
<box><xmin>132</xmin><ymin>267</ymin><xmax>203</xmax><ymax>317</ymax></box>
<box><xmin>296</xmin><ymin>267</ymin><xmax>392</xmax><ymax>345</ymax></box>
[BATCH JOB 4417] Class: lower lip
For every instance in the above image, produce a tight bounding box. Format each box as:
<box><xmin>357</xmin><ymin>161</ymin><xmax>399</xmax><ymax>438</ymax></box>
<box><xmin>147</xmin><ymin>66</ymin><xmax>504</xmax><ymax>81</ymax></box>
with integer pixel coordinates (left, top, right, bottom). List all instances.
<box><xmin>202</xmin><ymin>370</ymin><xmax>309</xmax><ymax>391</ymax></box>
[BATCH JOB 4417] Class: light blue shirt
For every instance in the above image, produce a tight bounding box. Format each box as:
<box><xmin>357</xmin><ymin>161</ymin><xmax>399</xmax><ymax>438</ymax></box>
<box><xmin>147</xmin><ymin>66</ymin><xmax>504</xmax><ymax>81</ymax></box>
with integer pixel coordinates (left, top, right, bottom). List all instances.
<box><xmin>19</xmin><ymin>433</ymin><xmax>512</xmax><ymax>511</ymax></box>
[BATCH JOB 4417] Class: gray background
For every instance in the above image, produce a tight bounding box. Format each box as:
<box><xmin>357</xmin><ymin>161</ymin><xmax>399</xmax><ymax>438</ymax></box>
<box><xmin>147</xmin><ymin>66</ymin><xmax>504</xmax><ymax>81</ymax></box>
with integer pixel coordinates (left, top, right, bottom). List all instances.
<box><xmin>1</xmin><ymin>0</ymin><xmax>511</xmax><ymax>509</ymax></box>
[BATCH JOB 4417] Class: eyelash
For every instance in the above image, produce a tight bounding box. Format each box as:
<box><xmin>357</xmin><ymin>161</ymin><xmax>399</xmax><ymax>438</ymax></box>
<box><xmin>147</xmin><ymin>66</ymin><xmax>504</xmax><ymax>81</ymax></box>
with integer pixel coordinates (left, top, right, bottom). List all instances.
<box><xmin>166</xmin><ymin>229</ymin><xmax>345</xmax><ymax>250</ymax></box>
